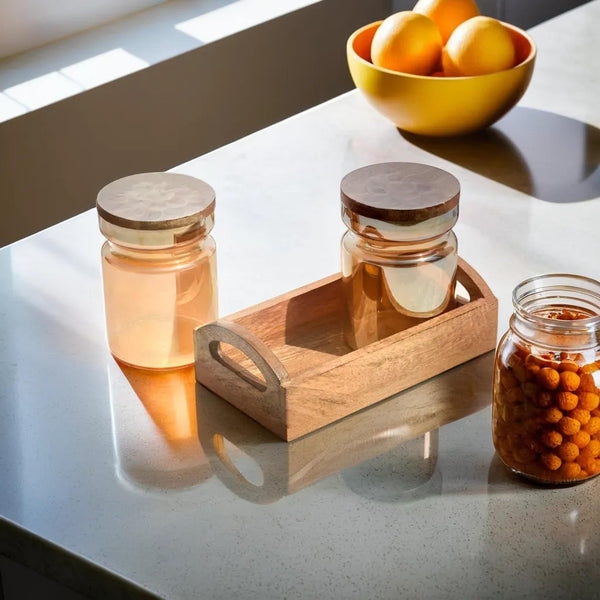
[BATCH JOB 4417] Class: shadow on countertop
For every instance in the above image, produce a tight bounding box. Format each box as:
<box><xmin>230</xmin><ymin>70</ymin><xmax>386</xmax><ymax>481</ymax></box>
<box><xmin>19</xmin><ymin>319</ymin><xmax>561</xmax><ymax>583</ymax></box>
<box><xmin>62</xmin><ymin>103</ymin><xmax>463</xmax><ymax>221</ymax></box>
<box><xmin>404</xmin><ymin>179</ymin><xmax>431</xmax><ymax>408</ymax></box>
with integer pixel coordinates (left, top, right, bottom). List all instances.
<box><xmin>402</xmin><ymin>106</ymin><xmax>600</xmax><ymax>204</ymax></box>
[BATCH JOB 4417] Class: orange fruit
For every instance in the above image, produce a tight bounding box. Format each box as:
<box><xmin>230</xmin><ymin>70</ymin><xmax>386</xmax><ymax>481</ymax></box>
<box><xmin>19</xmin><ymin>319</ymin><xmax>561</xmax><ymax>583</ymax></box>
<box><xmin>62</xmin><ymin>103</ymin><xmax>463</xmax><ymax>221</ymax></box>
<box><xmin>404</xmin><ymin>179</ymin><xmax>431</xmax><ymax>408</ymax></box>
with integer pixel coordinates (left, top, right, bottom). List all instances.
<box><xmin>442</xmin><ymin>16</ymin><xmax>516</xmax><ymax>76</ymax></box>
<box><xmin>413</xmin><ymin>0</ymin><xmax>480</xmax><ymax>44</ymax></box>
<box><xmin>370</xmin><ymin>11</ymin><xmax>442</xmax><ymax>75</ymax></box>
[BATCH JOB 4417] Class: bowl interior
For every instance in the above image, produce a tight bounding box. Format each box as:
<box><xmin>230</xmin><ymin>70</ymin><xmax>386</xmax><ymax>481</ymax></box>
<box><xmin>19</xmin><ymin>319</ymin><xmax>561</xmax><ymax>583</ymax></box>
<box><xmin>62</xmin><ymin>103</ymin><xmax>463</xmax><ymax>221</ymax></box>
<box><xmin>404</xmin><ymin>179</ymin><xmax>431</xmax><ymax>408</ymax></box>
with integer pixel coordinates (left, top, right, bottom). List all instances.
<box><xmin>351</xmin><ymin>21</ymin><xmax>535</xmax><ymax>76</ymax></box>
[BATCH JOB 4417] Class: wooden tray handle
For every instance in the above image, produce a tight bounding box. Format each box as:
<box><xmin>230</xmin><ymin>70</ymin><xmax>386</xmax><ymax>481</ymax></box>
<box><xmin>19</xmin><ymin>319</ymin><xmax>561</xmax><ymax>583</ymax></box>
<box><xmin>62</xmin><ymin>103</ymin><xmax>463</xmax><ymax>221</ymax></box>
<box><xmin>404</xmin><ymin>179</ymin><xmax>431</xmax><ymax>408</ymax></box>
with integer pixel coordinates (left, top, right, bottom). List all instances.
<box><xmin>194</xmin><ymin>320</ymin><xmax>288</xmax><ymax>394</ymax></box>
<box><xmin>456</xmin><ymin>257</ymin><xmax>494</xmax><ymax>302</ymax></box>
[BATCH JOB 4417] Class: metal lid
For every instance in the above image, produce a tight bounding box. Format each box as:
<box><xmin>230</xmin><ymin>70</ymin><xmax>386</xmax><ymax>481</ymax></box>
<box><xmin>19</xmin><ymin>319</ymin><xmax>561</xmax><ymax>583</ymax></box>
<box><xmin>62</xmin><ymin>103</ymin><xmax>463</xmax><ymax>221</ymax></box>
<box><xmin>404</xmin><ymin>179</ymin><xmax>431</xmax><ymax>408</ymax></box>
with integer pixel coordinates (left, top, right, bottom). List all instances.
<box><xmin>340</xmin><ymin>162</ymin><xmax>459</xmax><ymax>224</ymax></box>
<box><xmin>97</xmin><ymin>172</ymin><xmax>215</xmax><ymax>247</ymax></box>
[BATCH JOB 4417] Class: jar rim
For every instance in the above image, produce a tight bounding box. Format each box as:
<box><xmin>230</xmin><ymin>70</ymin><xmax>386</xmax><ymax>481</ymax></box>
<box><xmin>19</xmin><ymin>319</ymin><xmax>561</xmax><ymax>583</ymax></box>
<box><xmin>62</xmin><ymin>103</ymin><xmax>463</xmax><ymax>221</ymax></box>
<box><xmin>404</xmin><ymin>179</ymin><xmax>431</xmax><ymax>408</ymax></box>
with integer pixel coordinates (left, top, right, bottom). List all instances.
<box><xmin>512</xmin><ymin>273</ymin><xmax>600</xmax><ymax>333</ymax></box>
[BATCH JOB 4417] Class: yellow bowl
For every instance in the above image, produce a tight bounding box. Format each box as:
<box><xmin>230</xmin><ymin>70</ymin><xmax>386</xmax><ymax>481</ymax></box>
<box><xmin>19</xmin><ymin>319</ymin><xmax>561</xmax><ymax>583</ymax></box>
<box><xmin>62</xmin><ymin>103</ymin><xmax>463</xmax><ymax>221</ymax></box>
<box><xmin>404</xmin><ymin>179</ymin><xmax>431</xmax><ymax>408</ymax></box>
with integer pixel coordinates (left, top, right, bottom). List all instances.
<box><xmin>347</xmin><ymin>20</ymin><xmax>536</xmax><ymax>137</ymax></box>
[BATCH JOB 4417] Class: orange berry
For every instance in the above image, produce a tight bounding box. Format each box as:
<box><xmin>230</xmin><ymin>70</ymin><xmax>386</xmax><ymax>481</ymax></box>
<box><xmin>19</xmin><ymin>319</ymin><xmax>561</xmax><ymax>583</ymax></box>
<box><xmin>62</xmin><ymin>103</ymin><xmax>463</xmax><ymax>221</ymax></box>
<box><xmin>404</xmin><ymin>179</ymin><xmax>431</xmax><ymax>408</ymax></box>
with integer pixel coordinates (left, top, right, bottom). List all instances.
<box><xmin>577</xmin><ymin>454</ymin><xmax>600</xmax><ymax>475</ymax></box>
<box><xmin>559</xmin><ymin>360</ymin><xmax>579</xmax><ymax>373</ymax></box>
<box><xmin>556</xmin><ymin>391</ymin><xmax>578</xmax><ymax>412</ymax></box>
<box><xmin>558</xmin><ymin>417</ymin><xmax>581</xmax><ymax>436</ymax></box>
<box><xmin>543</xmin><ymin>407</ymin><xmax>563</xmax><ymax>424</ymax></box>
<box><xmin>540</xmin><ymin>452</ymin><xmax>562</xmax><ymax>471</ymax></box>
<box><xmin>581</xmin><ymin>363</ymin><xmax>599</xmax><ymax>375</ymax></box>
<box><xmin>535</xmin><ymin>390</ymin><xmax>553</xmax><ymax>408</ymax></box>
<box><xmin>512</xmin><ymin>446</ymin><xmax>536</xmax><ymax>463</ymax></box>
<box><xmin>579</xmin><ymin>373</ymin><xmax>598</xmax><ymax>392</ymax></box>
<box><xmin>559</xmin><ymin>371</ymin><xmax>580</xmax><ymax>392</ymax></box>
<box><xmin>570</xmin><ymin>430</ymin><xmax>591</xmax><ymax>449</ymax></box>
<box><xmin>537</xmin><ymin>356</ymin><xmax>560</xmax><ymax>370</ymax></box>
<box><xmin>584</xmin><ymin>416</ymin><xmax>600</xmax><ymax>435</ymax></box>
<box><xmin>536</xmin><ymin>367</ymin><xmax>560</xmax><ymax>390</ymax></box>
<box><xmin>585</xmin><ymin>439</ymin><xmax>600</xmax><ymax>458</ymax></box>
<box><xmin>560</xmin><ymin>461</ymin><xmax>582</xmax><ymax>480</ymax></box>
<box><xmin>557</xmin><ymin>441</ymin><xmax>579</xmax><ymax>462</ymax></box>
<box><xmin>569</xmin><ymin>408</ymin><xmax>591</xmax><ymax>425</ymax></box>
<box><xmin>525</xmin><ymin>437</ymin><xmax>545</xmax><ymax>454</ymax></box>
<box><xmin>541</xmin><ymin>430</ymin><xmax>562</xmax><ymax>449</ymax></box>
<box><xmin>578</xmin><ymin>392</ymin><xmax>600</xmax><ymax>411</ymax></box>
<box><xmin>505</xmin><ymin>386</ymin><xmax>525</xmax><ymax>404</ymax></box>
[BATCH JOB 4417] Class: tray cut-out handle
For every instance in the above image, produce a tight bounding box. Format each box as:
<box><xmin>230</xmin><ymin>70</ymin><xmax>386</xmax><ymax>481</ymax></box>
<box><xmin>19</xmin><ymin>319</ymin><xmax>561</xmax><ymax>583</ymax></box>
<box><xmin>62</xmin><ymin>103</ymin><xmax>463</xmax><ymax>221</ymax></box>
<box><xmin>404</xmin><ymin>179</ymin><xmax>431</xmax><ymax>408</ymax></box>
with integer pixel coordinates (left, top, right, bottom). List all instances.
<box><xmin>194</xmin><ymin>321</ymin><xmax>289</xmax><ymax>436</ymax></box>
<box><xmin>196</xmin><ymin>320</ymin><xmax>288</xmax><ymax>389</ymax></box>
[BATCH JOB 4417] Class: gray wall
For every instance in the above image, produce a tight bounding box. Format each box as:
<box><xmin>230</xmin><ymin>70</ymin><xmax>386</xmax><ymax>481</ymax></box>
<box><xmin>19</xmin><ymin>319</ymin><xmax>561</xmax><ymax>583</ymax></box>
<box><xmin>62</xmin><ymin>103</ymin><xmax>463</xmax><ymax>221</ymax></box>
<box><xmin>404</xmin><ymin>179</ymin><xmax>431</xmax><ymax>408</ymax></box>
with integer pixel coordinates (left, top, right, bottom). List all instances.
<box><xmin>1</xmin><ymin>0</ymin><xmax>590</xmax><ymax>246</ymax></box>
<box><xmin>393</xmin><ymin>0</ymin><xmax>589</xmax><ymax>25</ymax></box>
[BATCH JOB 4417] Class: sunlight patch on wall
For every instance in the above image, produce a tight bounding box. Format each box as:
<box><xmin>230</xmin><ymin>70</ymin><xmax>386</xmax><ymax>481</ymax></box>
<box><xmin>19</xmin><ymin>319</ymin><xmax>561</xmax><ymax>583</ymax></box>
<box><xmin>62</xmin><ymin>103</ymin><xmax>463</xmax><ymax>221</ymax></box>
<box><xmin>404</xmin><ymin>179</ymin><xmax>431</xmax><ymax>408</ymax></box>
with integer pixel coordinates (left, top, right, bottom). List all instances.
<box><xmin>0</xmin><ymin>93</ymin><xmax>27</xmax><ymax>122</ymax></box>
<box><xmin>4</xmin><ymin>71</ymin><xmax>83</xmax><ymax>111</ymax></box>
<box><xmin>60</xmin><ymin>48</ymin><xmax>149</xmax><ymax>90</ymax></box>
<box><xmin>175</xmin><ymin>0</ymin><xmax>320</xmax><ymax>43</ymax></box>
<box><xmin>0</xmin><ymin>48</ymin><xmax>149</xmax><ymax>121</ymax></box>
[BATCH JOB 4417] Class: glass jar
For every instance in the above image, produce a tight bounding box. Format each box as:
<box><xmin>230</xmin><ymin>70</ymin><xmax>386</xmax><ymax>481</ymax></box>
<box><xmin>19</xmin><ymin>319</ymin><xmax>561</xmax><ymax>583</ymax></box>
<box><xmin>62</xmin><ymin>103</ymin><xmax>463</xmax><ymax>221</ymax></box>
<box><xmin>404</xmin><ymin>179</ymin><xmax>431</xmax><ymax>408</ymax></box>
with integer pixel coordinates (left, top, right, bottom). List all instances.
<box><xmin>493</xmin><ymin>274</ymin><xmax>600</xmax><ymax>484</ymax></box>
<box><xmin>97</xmin><ymin>172</ymin><xmax>217</xmax><ymax>370</ymax></box>
<box><xmin>340</xmin><ymin>162</ymin><xmax>460</xmax><ymax>349</ymax></box>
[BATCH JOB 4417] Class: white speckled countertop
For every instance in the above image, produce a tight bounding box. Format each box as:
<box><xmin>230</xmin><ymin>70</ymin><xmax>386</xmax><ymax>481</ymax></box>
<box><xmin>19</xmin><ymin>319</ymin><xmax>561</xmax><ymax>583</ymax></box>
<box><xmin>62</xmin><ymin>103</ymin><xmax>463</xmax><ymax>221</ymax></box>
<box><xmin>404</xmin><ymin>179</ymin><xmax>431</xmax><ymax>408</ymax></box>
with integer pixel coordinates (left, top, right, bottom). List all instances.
<box><xmin>1</xmin><ymin>2</ymin><xmax>599</xmax><ymax>598</ymax></box>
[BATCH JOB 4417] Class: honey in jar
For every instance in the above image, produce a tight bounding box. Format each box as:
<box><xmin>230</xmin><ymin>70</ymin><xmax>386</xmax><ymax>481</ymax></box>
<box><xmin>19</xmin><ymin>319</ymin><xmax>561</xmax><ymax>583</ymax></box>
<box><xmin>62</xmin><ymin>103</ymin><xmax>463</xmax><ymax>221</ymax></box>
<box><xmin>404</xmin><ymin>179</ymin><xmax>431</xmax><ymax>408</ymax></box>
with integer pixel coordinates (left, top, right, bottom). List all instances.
<box><xmin>97</xmin><ymin>172</ymin><xmax>217</xmax><ymax>369</ymax></box>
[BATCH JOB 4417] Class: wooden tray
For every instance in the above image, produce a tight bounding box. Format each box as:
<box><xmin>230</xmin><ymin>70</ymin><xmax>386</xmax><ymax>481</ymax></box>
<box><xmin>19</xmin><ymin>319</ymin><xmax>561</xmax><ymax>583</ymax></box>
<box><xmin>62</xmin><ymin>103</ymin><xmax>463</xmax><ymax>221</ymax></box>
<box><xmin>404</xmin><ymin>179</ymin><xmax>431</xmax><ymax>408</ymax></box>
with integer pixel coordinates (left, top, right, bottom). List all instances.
<box><xmin>194</xmin><ymin>258</ymin><xmax>498</xmax><ymax>441</ymax></box>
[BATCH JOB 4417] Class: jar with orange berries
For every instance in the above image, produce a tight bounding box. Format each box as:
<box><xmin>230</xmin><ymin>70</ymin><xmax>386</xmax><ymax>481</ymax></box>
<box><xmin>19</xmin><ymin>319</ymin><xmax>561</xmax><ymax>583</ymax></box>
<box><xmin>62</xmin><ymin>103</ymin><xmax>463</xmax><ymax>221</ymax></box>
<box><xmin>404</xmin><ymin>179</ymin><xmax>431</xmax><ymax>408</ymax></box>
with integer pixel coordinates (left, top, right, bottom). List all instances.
<box><xmin>493</xmin><ymin>274</ymin><xmax>600</xmax><ymax>484</ymax></box>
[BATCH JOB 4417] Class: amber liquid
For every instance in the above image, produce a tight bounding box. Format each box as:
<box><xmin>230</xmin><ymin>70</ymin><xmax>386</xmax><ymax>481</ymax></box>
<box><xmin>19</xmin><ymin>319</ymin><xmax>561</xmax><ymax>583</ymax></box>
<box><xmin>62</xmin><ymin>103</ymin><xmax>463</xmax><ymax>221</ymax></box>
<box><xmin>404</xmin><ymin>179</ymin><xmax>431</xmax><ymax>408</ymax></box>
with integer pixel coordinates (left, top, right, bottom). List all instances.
<box><xmin>341</xmin><ymin>233</ymin><xmax>457</xmax><ymax>349</ymax></box>
<box><xmin>102</xmin><ymin>238</ymin><xmax>217</xmax><ymax>369</ymax></box>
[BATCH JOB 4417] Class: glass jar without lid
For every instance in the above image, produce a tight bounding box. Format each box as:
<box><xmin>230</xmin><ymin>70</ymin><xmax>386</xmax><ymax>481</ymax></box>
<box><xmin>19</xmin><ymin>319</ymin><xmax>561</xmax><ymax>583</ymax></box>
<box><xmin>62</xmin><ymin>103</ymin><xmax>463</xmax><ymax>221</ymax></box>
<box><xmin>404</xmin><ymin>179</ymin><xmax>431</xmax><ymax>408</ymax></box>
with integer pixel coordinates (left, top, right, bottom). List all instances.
<box><xmin>340</xmin><ymin>162</ymin><xmax>459</xmax><ymax>349</ymax></box>
<box><xmin>493</xmin><ymin>274</ymin><xmax>600</xmax><ymax>484</ymax></box>
<box><xmin>97</xmin><ymin>172</ymin><xmax>217</xmax><ymax>370</ymax></box>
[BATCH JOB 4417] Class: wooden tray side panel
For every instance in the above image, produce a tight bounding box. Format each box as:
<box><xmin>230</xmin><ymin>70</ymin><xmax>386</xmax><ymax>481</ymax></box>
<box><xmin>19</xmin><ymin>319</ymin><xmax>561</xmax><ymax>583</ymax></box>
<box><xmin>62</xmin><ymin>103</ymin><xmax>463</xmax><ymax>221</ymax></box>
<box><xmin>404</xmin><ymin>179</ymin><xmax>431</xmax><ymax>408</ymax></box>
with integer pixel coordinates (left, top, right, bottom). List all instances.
<box><xmin>194</xmin><ymin>322</ymin><xmax>289</xmax><ymax>440</ymax></box>
<box><xmin>282</xmin><ymin>296</ymin><xmax>498</xmax><ymax>440</ymax></box>
<box><xmin>230</xmin><ymin>275</ymin><xmax>342</xmax><ymax>347</ymax></box>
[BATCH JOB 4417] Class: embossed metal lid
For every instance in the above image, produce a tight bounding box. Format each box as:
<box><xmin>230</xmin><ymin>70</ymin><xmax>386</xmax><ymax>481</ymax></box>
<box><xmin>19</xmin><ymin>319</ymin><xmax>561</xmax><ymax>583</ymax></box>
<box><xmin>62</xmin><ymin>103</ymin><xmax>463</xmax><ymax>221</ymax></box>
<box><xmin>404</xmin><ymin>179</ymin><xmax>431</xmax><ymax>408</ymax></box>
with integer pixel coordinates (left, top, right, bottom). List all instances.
<box><xmin>340</xmin><ymin>162</ymin><xmax>459</xmax><ymax>224</ymax></box>
<box><xmin>97</xmin><ymin>172</ymin><xmax>215</xmax><ymax>247</ymax></box>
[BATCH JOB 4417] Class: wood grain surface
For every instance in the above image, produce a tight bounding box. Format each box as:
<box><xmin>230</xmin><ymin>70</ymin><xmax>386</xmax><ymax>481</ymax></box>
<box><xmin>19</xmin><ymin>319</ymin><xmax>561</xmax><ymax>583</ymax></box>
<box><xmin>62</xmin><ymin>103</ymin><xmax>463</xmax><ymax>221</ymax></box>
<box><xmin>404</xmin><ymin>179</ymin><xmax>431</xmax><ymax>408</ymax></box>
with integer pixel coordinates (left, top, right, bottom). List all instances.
<box><xmin>194</xmin><ymin>258</ymin><xmax>498</xmax><ymax>441</ymax></box>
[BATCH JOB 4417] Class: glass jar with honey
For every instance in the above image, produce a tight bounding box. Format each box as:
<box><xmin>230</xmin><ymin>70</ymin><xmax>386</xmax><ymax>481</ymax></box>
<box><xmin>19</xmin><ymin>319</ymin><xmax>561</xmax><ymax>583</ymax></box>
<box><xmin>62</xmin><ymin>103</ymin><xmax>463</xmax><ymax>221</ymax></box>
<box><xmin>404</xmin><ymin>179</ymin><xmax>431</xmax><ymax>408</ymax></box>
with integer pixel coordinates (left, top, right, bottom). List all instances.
<box><xmin>340</xmin><ymin>162</ymin><xmax>460</xmax><ymax>349</ymax></box>
<box><xmin>97</xmin><ymin>172</ymin><xmax>217</xmax><ymax>370</ymax></box>
<box><xmin>493</xmin><ymin>274</ymin><xmax>600</xmax><ymax>484</ymax></box>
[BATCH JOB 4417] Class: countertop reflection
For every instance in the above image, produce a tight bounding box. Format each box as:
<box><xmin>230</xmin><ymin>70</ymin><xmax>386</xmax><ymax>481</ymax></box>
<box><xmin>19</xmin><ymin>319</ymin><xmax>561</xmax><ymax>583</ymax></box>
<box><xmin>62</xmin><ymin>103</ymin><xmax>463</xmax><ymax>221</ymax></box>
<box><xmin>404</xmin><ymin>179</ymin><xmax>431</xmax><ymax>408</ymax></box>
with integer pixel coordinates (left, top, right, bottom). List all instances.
<box><xmin>108</xmin><ymin>361</ymin><xmax>212</xmax><ymax>491</ymax></box>
<box><xmin>196</xmin><ymin>352</ymin><xmax>492</xmax><ymax>504</ymax></box>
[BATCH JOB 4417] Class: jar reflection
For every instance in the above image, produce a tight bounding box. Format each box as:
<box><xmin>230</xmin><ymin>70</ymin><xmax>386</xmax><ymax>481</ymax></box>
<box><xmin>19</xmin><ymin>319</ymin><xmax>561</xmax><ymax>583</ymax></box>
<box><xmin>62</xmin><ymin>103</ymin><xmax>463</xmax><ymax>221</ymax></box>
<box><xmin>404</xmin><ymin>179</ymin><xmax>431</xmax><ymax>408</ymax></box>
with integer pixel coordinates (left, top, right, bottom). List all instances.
<box><xmin>108</xmin><ymin>360</ymin><xmax>212</xmax><ymax>490</ymax></box>
<box><xmin>340</xmin><ymin>430</ymin><xmax>441</xmax><ymax>503</ymax></box>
